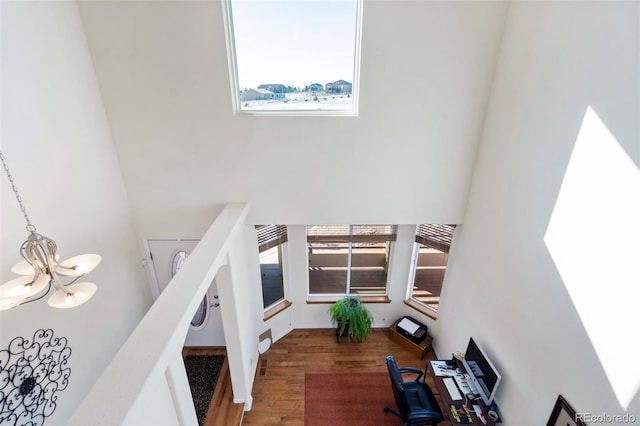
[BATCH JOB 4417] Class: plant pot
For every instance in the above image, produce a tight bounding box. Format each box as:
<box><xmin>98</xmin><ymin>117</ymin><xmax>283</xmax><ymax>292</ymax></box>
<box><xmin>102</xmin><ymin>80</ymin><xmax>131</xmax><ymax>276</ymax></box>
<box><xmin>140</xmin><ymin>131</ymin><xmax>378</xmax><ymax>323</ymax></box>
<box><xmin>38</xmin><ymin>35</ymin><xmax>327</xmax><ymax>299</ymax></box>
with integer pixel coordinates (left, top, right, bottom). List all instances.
<box><xmin>329</xmin><ymin>296</ymin><xmax>373</xmax><ymax>343</ymax></box>
<box><xmin>336</xmin><ymin>320</ymin><xmax>351</xmax><ymax>343</ymax></box>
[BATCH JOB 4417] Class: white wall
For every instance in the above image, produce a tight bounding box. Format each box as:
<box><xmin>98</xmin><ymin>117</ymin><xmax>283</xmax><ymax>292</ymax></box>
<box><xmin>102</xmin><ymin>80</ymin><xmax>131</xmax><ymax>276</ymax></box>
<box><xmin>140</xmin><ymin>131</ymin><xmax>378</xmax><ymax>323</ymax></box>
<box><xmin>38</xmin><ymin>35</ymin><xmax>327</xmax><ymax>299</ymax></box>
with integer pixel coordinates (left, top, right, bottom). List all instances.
<box><xmin>77</xmin><ymin>0</ymin><xmax>508</xmax><ymax>233</ymax></box>
<box><xmin>436</xmin><ymin>1</ymin><xmax>640</xmax><ymax>423</ymax></box>
<box><xmin>0</xmin><ymin>2</ymin><xmax>151</xmax><ymax>423</ymax></box>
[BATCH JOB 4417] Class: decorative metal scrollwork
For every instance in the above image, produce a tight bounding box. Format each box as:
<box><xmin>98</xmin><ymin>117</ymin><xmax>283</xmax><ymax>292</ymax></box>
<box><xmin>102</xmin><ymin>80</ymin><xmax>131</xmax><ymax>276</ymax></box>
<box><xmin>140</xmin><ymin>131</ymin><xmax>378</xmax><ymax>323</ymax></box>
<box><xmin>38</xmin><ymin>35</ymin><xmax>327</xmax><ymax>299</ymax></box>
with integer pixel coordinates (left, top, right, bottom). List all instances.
<box><xmin>0</xmin><ymin>329</ymin><xmax>71</xmax><ymax>426</ymax></box>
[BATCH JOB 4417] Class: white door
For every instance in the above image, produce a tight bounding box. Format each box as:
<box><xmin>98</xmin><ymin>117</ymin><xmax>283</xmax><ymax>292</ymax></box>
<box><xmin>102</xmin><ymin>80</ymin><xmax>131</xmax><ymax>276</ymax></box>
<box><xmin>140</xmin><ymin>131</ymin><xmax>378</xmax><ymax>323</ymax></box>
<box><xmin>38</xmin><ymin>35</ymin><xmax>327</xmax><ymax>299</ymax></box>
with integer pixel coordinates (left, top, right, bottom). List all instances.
<box><xmin>146</xmin><ymin>238</ymin><xmax>225</xmax><ymax>347</ymax></box>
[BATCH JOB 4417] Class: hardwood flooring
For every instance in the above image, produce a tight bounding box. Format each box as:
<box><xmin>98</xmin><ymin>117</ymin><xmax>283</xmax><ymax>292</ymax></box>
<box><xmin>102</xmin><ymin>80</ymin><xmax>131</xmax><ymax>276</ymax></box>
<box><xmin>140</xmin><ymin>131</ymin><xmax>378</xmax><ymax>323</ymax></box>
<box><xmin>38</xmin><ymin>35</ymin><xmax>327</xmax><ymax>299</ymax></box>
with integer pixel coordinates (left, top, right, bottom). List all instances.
<box><xmin>185</xmin><ymin>329</ymin><xmax>454</xmax><ymax>426</ymax></box>
<box><xmin>244</xmin><ymin>328</ymin><xmax>452</xmax><ymax>426</ymax></box>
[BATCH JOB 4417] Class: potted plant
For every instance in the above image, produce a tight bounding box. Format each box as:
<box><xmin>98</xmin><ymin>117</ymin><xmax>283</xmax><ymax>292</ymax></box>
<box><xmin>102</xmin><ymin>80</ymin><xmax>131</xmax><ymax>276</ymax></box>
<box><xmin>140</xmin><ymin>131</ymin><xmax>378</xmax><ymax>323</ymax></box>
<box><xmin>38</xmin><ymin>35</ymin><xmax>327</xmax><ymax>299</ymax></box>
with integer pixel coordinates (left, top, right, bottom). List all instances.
<box><xmin>329</xmin><ymin>296</ymin><xmax>373</xmax><ymax>342</ymax></box>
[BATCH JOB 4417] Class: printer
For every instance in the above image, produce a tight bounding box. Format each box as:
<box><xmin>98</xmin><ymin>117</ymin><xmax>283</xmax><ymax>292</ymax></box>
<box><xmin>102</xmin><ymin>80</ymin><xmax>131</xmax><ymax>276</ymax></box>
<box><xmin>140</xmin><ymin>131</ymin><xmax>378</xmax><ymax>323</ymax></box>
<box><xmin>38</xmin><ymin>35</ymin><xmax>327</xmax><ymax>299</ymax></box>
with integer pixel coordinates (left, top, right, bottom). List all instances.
<box><xmin>395</xmin><ymin>315</ymin><xmax>428</xmax><ymax>344</ymax></box>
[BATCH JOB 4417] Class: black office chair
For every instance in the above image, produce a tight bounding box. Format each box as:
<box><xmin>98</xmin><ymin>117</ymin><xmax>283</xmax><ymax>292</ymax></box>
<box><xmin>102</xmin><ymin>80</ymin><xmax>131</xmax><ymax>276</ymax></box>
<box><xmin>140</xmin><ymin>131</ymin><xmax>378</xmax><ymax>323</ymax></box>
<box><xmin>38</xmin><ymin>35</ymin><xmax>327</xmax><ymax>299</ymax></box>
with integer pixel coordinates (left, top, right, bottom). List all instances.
<box><xmin>384</xmin><ymin>355</ymin><xmax>444</xmax><ymax>426</ymax></box>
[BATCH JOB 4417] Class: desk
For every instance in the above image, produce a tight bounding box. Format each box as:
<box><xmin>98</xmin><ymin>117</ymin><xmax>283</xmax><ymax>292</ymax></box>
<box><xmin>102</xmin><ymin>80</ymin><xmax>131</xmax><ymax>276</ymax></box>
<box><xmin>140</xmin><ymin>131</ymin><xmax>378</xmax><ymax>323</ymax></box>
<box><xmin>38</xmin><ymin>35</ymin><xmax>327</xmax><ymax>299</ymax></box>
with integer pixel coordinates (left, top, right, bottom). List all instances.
<box><xmin>427</xmin><ymin>359</ymin><xmax>499</xmax><ymax>426</ymax></box>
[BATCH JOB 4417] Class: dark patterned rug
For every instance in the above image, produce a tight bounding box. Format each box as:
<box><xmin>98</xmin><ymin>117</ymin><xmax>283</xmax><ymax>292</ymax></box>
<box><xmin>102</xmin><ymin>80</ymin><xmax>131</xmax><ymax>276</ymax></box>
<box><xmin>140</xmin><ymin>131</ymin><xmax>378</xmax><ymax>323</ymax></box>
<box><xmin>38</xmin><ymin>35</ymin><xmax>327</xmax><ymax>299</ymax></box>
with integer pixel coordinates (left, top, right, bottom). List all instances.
<box><xmin>183</xmin><ymin>354</ymin><xmax>225</xmax><ymax>425</ymax></box>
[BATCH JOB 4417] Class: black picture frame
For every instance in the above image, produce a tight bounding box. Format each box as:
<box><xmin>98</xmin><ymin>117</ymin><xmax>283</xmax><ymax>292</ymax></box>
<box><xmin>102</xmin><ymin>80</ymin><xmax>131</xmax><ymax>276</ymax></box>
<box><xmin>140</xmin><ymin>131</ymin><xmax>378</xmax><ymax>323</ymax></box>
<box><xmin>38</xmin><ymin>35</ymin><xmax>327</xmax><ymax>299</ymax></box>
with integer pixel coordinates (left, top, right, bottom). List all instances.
<box><xmin>546</xmin><ymin>395</ymin><xmax>586</xmax><ymax>426</ymax></box>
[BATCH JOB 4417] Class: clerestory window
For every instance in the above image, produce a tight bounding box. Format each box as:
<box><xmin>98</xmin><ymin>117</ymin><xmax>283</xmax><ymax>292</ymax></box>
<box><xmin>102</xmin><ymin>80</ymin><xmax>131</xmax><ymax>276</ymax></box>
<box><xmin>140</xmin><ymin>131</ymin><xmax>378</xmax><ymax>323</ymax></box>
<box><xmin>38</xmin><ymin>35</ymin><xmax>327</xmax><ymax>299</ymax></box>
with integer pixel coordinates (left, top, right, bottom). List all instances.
<box><xmin>223</xmin><ymin>0</ymin><xmax>362</xmax><ymax>115</ymax></box>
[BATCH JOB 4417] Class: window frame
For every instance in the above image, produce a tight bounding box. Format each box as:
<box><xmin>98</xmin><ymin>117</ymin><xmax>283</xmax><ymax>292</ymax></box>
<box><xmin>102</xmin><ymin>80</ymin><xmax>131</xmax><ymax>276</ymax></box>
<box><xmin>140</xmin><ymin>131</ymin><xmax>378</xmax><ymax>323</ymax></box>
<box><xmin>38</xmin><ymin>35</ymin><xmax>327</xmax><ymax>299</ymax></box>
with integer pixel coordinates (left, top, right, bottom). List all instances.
<box><xmin>256</xmin><ymin>225</ymin><xmax>291</xmax><ymax>319</ymax></box>
<box><xmin>406</xmin><ymin>224</ymin><xmax>455</xmax><ymax>319</ymax></box>
<box><xmin>307</xmin><ymin>225</ymin><xmax>396</xmax><ymax>298</ymax></box>
<box><xmin>221</xmin><ymin>0</ymin><xmax>363</xmax><ymax>117</ymax></box>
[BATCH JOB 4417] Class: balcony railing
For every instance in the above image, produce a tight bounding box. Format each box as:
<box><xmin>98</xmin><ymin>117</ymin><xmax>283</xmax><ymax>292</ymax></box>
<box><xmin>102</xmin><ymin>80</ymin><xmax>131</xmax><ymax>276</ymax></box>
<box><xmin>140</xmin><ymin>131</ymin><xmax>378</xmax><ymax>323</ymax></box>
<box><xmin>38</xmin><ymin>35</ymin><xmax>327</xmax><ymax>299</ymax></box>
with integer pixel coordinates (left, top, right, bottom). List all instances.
<box><xmin>69</xmin><ymin>204</ymin><xmax>249</xmax><ymax>425</ymax></box>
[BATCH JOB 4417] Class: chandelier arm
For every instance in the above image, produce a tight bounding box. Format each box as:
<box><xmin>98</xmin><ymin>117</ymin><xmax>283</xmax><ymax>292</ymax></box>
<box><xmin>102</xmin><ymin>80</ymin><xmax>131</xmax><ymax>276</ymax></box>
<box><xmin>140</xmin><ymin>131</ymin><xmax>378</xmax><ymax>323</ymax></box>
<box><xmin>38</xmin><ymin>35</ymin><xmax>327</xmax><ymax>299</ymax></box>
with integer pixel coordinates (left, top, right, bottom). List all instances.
<box><xmin>30</xmin><ymin>270</ymin><xmax>44</xmax><ymax>286</ymax></box>
<box><xmin>32</xmin><ymin>243</ymin><xmax>50</xmax><ymax>273</ymax></box>
<box><xmin>20</xmin><ymin>236</ymin><xmax>52</xmax><ymax>274</ymax></box>
<box><xmin>45</xmin><ymin>238</ymin><xmax>58</xmax><ymax>259</ymax></box>
<box><xmin>48</xmin><ymin>269</ymin><xmax>63</xmax><ymax>291</ymax></box>
<box><xmin>48</xmin><ymin>269</ymin><xmax>74</xmax><ymax>294</ymax></box>
<box><xmin>19</xmin><ymin>240</ymin><xmax>40</xmax><ymax>272</ymax></box>
<box><xmin>63</xmin><ymin>275</ymin><xmax>83</xmax><ymax>287</ymax></box>
<box><xmin>51</xmin><ymin>271</ymin><xmax>84</xmax><ymax>288</ymax></box>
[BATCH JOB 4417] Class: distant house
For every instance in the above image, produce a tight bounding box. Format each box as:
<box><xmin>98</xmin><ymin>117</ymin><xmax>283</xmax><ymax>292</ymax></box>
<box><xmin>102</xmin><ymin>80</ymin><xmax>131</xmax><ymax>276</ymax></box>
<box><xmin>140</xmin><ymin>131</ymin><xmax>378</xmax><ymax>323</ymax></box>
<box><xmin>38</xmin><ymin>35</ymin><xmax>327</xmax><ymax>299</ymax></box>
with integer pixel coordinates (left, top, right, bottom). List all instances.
<box><xmin>325</xmin><ymin>80</ymin><xmax>352</xmax><ymax>94</ymax></box>
<box><xmin>258</xmin><ymin>84</ymin><xmax>287</xmax><ymax>94</ymax></box>
<box><xmin>308</xmin><ymin>83</ymin><xmax>323</xmax><ymax>92</ymax></box>
<box><xmin>241</xmin><ymin>88</ymin><xmax>273</xmax><ymax>101</ymax></box>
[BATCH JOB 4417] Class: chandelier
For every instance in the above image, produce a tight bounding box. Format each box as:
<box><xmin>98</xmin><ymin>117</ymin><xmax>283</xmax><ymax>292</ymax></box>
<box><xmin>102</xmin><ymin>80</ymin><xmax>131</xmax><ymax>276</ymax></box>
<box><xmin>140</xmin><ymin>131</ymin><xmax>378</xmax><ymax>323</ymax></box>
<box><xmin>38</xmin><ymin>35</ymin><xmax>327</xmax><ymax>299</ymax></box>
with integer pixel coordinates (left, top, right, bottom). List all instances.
<box><xmin>0</xmin><ymin>151</ymin><xmax>101</xmax><ymax>310</ymax></box>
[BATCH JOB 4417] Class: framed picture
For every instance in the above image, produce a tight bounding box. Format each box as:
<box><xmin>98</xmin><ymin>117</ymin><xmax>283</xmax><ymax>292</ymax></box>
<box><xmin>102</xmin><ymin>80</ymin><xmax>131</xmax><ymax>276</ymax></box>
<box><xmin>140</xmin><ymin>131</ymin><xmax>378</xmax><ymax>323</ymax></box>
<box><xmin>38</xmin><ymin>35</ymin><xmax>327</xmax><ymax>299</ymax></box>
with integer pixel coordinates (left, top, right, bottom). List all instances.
<box><xmin>546</xmin><ymin>395</ymin><xmax>585</xmax><ymax>426</ymax></box>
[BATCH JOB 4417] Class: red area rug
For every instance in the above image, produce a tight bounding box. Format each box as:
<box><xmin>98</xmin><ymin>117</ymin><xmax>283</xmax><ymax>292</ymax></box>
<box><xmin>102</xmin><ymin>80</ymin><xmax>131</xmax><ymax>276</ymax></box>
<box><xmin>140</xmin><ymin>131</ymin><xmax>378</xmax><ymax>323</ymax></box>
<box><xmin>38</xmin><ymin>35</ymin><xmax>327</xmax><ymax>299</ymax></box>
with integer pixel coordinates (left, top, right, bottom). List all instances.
<box><xmin>304</xmin><ymin>372</ymin><xmax>400</xmax><ymax>425</ymax></box>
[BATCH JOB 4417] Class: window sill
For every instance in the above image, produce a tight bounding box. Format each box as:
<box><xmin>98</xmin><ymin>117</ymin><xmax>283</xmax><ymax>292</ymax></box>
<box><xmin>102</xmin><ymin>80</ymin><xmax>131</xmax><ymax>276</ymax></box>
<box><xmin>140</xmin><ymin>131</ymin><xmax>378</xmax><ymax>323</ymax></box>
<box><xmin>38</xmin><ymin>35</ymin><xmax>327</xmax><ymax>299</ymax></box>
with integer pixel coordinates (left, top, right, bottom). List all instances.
<box><xmin>263</xmin><ymin>299</ymin><xmax>292</xmax><ymax>321</ymax></box>
<box><xmin>307</xmin><ymin>295</ymin><xmax>391</xmax><ymax>304</ymax></box>
<box><xmin>404</xmin><ymin>298</ymin><xmax>438</xmax><ymax>320</ymax></box>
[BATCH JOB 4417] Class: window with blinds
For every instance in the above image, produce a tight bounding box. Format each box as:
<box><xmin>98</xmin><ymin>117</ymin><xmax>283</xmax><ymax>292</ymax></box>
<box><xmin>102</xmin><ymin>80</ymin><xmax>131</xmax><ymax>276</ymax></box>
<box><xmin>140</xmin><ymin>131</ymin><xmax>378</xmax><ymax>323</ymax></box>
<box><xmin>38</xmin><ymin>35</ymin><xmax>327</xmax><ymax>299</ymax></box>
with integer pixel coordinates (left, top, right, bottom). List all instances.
<box><xmin>307</xmin><ymin>225</ymin><xmax>396</xmax><ymax>296</ymax></box>
<box><xmin>410</xmin><ymin>224</ymin><xmax>456</xmax><ymax>314</ymax></box>
<box><xmin>255</xmin><ymin>225</ymin><xmax>288</xmax><ymax>309</ymax></box>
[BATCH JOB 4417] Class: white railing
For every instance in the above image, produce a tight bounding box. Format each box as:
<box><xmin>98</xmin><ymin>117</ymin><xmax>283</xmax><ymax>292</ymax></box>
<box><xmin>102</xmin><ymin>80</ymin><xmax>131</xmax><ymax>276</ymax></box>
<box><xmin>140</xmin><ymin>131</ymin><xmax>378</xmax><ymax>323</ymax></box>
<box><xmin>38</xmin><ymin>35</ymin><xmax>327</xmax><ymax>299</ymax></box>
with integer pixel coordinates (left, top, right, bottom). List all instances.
<box><xmin>68</xmin><ymin>203</ymin><xmax>249</xmax><ymax>425</ymax></box>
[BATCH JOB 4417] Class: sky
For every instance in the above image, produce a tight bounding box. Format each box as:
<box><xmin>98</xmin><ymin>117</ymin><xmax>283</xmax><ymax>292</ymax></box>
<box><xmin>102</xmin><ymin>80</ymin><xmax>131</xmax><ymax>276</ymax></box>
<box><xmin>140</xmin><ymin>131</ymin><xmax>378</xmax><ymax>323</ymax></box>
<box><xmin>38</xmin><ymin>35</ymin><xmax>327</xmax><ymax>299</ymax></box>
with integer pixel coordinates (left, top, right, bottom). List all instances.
<box><xmin>230</xmin><ymin>0</ymin><xmax>358</xmax><ymax>90</ymax></box>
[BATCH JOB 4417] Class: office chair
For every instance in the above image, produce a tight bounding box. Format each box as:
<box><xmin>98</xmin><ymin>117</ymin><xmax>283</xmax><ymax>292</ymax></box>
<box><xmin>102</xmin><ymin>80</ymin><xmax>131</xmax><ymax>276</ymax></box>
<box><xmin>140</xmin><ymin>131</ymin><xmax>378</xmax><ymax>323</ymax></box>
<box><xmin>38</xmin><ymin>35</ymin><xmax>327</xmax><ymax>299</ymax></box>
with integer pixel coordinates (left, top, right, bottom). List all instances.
<box><xmin>384</xmin><ymin>355</ymin><xmax>444</xmax><ymax>426</ymax></box>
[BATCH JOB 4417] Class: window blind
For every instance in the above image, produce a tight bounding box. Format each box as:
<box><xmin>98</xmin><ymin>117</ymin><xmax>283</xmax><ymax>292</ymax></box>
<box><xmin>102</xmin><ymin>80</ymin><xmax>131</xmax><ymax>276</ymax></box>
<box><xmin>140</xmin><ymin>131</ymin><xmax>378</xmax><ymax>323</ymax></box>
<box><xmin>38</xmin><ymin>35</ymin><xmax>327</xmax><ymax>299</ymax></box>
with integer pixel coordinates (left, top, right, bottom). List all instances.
<box><xmin>415</xmin><ymin>224</ymin><xmax>455</xmax><ymax>253</ymax></box>
<box><xmin>256</xmin><ymin>225</ymin><xmax>288</xmax><ymax>252</ymax></box>
<box><xmin>307</xmin><ymin>225</ymin><xmax>398</xmax><ymax>243</ymax></box>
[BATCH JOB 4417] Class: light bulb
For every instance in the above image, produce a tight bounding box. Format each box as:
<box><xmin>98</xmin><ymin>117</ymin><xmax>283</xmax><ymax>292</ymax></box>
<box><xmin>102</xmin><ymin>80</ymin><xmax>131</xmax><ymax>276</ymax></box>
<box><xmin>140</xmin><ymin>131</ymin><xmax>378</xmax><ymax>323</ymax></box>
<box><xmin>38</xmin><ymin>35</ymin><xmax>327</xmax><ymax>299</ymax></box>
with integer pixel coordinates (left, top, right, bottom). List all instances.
<box><xmin>0</xmin><ymin>274</ymin><xmax>49</xmax><ymax>299</ymax></box>
<box><xmin>56</xmin><ymin>254</ymin><xmax>102</xmax><ymax>276</ymax></box>
<box><xmin>47</xmin><ymin>282</ymin><xmax>97</xmax><ymax>309</ymax></box>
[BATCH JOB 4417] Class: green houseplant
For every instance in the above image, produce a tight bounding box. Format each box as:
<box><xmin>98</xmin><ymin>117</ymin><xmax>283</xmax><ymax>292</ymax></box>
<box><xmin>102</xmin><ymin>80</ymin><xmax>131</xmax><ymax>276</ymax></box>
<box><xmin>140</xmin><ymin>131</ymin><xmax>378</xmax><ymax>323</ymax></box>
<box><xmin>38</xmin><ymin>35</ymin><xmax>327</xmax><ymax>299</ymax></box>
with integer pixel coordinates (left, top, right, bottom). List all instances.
<box><xmin>329</xmin><ymin>296</ymin><xmax>373</xmax><ymax>342</ymax></box>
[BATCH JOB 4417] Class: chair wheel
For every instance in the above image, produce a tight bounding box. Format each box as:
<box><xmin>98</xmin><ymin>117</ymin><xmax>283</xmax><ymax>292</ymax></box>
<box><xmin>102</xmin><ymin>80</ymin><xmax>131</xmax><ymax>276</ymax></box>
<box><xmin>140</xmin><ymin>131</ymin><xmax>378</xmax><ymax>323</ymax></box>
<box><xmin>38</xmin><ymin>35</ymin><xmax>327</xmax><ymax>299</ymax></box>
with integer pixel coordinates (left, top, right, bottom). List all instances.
<box><xmin>384</xmin><ymin>407</ymin><xmax>389</xmax><ymax>412</ymax></box>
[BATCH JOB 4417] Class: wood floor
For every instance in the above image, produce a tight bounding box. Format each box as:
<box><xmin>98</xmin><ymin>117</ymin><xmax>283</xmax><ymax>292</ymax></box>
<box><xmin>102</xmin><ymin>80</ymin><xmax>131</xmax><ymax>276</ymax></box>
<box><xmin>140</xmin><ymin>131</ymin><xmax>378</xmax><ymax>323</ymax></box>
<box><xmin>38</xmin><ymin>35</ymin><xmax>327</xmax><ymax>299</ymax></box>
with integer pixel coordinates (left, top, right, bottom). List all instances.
<box><xmin>188</xmin><ymin>328</ymin><xmax>454</xmax><ymax>426</ymax></box>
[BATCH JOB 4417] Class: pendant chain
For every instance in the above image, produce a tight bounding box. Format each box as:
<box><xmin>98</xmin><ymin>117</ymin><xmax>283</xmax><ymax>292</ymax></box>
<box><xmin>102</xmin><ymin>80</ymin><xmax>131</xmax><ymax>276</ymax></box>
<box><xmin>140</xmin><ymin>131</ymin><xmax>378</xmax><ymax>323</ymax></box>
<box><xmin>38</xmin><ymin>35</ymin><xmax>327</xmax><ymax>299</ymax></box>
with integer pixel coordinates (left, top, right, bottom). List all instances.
<box><xmin>0</xmin><ymin>151</ymin><xmax>37</xmax><ymax>233</ymax></box>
